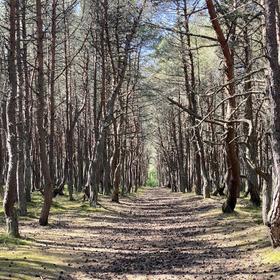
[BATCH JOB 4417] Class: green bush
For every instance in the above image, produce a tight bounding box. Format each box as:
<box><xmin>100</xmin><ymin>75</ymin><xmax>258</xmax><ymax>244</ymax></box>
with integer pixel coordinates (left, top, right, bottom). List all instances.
<box><xmin>146</xmin><ymin>166</ymin><xmax>158</xmax><ymax>187</ymax></box>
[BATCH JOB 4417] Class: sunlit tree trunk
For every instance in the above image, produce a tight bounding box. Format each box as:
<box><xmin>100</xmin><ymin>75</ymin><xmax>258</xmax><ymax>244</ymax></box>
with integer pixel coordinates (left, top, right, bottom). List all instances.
<box><xmin>265</xmin><ymin>0</ymin><xmax>280</xmax><ymax>247</ymax></box>
<box><xmin>206</xmin><ymin>0</ymin><xmax>240</xmax><ymax>212</ymax></box>
<box><xmin>4</xmin><ymin>0</ymin><xmax>20</xmax><ymax>237</ymax></box>
<box><xmin>36</xmin><ymin>0</ymin><xmax>53</xmax><ymax>226</ymax></box>
<box><xmin>48</xmin><ymin>0</ymin><xmax>57</xmax><ymax>185</ymax></box>
<box><xmin>16</xmin><ymin>0</ymin><xmax>27</xmax><ymax>216</ymax></box>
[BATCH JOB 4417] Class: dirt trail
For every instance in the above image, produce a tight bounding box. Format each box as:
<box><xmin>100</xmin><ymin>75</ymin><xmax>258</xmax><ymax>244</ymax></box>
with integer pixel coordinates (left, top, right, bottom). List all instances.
<box><xmin>3</xmin><ymin>187</ymin><xmax>280</xmax><ymax>280</ymax></box>
<box><xmin>59</xmin><ymin>188</ymin><xmax>280</xmax><ymax>279</ymax></box>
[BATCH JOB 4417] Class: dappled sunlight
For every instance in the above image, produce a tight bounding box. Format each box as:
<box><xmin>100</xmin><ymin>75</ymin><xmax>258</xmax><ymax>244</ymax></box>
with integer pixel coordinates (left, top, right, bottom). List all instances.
<box><xmin>0</xmin><ymin>0</ymin><xmax>279</xmax><ymax>278</ymax></box>
<box><xmin>0</xmin><ymin>188</ymin><xmax>279</xmax><ymax>279</ymax></box>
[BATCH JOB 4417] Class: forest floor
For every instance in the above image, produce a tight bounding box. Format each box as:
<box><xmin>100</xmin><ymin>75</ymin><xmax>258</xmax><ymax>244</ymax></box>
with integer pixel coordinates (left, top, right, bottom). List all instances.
<box><xmin>1</xmin><ymin>187</ymin><xmax>280</xmax><ymax>280</ymax></box>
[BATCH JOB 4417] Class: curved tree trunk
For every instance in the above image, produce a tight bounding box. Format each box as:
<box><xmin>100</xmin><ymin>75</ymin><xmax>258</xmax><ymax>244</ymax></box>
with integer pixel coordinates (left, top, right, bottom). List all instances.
<box><xmin>243</xmin><ymin>26</ymin><xmax>260</xmax><ymax>207</ymax></box>
<box><xmin>206</xmin><ymin>0</ymin><xmax>240</xmax><ymax>213</ymax></box>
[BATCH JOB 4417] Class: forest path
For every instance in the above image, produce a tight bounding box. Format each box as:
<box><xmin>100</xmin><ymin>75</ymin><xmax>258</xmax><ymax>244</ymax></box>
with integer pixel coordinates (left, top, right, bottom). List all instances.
<box><xmin>2</xmin><ymin>187</ymin><xmax>279</xmax><ymax>280</ymax></box>
<box><xmin>55</xmin><ymin>187</ymin><xmax>278</xmax><ymax>280</ymax></box>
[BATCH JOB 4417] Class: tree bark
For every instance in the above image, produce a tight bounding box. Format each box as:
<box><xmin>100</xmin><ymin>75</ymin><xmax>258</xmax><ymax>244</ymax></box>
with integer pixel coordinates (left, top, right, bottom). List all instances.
<box><xmin>36</xmin><ymin>0</ymin><xmax>53</xmax><ymax>226</ymax></box>
<box><xmin>48</xmin><ymin>0</ymin><xmax>57</xmax><ymax>184</ymax></box>
<box><xmin>16</xmin><ymin>0</ymin><xmax>27</xmax><ymax>216</ymax></box>
<box><xmin>22</xmin><ymin>0</ymin><xmax>32</xmax><ymax>203</ymax></box>
<box><xmin>206</xmin><ymin>0</ymin><xmax>241</xmax><ymax>212</ymax></box>
<box><xmin>4</xmin><ymin>0</ymin><xmax>20</xmax><ymax>237</ymax></box>
<box><xmin>264</xmin><ymin>0</ymin><xmax>280</xmax><ymax>247</ymax></box>
<box><xmin>243</xmin><ymin>26</ymin><xmax>260</xmax><ymax>207</ymax></box>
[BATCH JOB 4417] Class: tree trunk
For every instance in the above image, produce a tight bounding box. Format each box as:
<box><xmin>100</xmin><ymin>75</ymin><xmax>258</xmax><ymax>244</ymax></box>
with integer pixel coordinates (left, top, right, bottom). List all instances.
<box><xmin>264</xmin><ymin>0</ymin><xmax>280</xmax><ymax>247</ymax></box>
<box><xmin>206</xmin><ymin>0</ymin><xmax>240</xmax><ymax>213</ymax></box>
<box><xmin>48</xmin><ymin>0</ymin><xmax>57</xmax><ymax>184</ymax></box>
<box><xmin>36</xmin><ymin>0</ymin><xmax>53</xmax><ymax>226</ymax></box>
<box><xmin>243</xmin><ymin>26</ymin><xmax>260</xmax><ymax>207</ymax></box>
<box><xmin>22</xmin><ymin>0</ymin><xmax>32</xmax><ymax>203</ymax></box>
<box><xmin>16</xmin><ymin>0</ymin><xmax>27</xmax><ymax>216</ymax></box>
<box><xmin>3</xmin><ymin>0</ymin><xmax>20</xmax><ymax>237</ymax></box>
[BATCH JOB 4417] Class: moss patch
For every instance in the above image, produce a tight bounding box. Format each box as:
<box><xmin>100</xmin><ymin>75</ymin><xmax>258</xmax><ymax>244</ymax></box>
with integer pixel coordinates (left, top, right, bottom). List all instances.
<box><xmin>0</xmin><ymin>191</ymin><xmax>109</xmax><ymax>279</ymax></box>
<box><xmin>0</xmin><ymin>233</ymin><xmax>71</xmax><ymax>280</ymax></box>
<box><xmin>194</xmin><ymin>194</ymin><xmax>276</xmax><ymax>269</ymax></box>
<box><xmin>260</xmin><ymin>248</ymin><xmax>280</xmax><ymax>264</ymax></box>
<box><xmin>0</xmin><ymin>251</ymin><xmax>71</xmax><ymax>280</ymax></box>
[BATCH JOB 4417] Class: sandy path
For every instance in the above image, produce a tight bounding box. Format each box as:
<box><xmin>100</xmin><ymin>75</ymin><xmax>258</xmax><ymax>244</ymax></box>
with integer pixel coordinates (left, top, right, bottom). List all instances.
<box><xmin>10</xmin><ymin>187</ymin><xmax>280</xmax><ymax>280</ymax></box>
